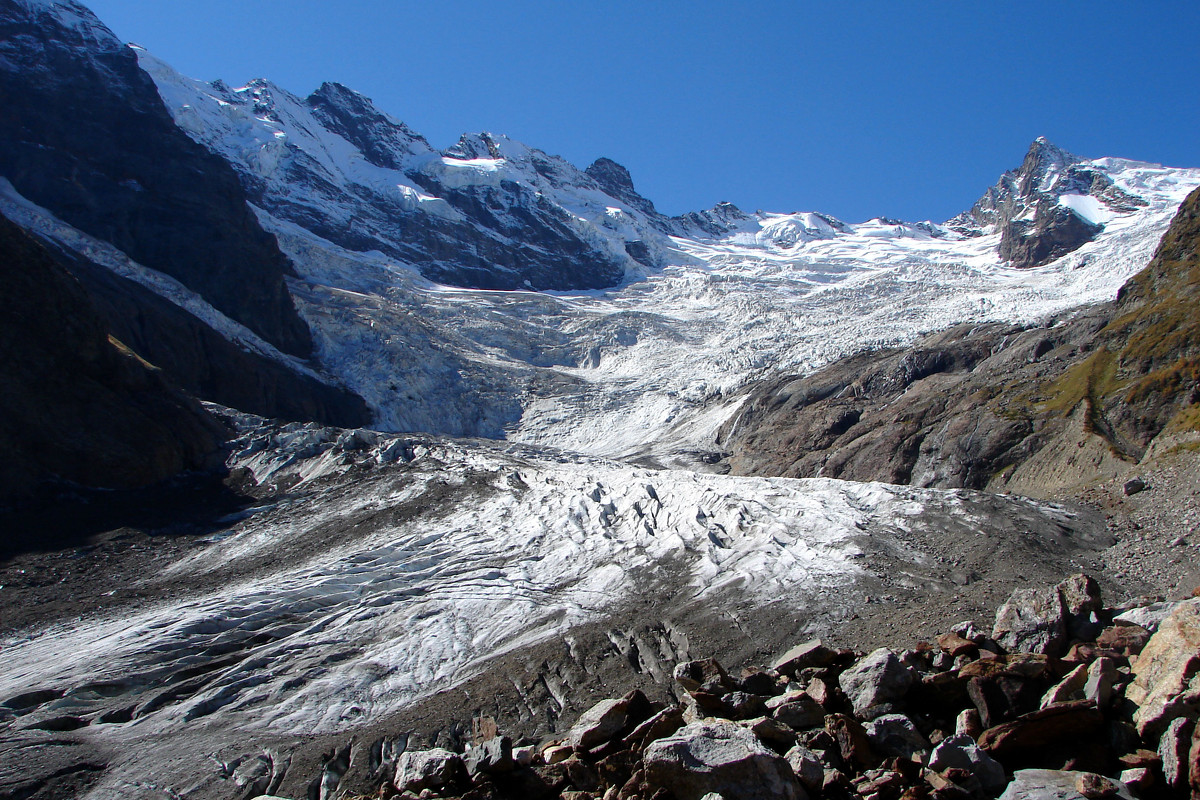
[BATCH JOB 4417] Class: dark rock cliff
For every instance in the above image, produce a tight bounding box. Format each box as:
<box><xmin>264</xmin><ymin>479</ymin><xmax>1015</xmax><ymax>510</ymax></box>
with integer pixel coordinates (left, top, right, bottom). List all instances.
<box><xmin>0</xmin><ymin>212</ymin><xmax>224</xmax><ymax>507</ymax></box>
<box><xmin>0</xmin><ymin>0</ymin><xmax>312</xmax><ymax>357</ymax></box>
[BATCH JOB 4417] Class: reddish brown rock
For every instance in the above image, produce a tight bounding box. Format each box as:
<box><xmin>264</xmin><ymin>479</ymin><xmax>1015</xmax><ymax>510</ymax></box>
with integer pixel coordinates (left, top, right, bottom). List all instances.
<box><xmin>1126</xmin><ymin>599</ymin><xmax>1200</xmax><ymax>736</ymax></box>
<box><xmin>1095</xmin><ymin>625</ymin><xmax>1152</xmax><ymax>656</ymax></box>
<box><xmin>827</xmin><ymin>713</ymin><xmax>880</xmax><ymax>770</ymax></box>
<box><xmin>936</xmin><ymin>633</ymin><xmax>977</xmax><ymax>659</ymax></box>
<box><xmin>977</xmin><ymin>700</ymin><xmax>1103</xmax><ymax>759</ymax></box>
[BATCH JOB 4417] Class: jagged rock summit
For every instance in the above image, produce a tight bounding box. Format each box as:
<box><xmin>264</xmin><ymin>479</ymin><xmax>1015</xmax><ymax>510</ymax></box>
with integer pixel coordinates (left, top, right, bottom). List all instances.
<box><xmin>948</xmin><ymin>136</ymin><xmax>1146</xmax><ymax>268</ymax></box>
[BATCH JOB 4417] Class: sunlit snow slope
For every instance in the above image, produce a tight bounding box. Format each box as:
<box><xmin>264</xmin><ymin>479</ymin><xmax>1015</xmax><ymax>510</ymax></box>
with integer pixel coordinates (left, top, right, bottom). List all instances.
<box><xmin>128</xmin><ymin>48</ymin><xmax>1200</xmax><ymax>465</ymax></box>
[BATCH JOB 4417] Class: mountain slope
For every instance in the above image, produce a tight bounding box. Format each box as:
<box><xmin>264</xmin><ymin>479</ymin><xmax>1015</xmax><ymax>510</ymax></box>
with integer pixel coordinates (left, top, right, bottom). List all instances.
<box><xmin>0</xmin><ymin>0</ymin><xmax>312</xmax><ymax>357</ymax></box>
<box><xmin>718</xmin><ymin>186</ymin><xmax>1200</xmax><ymax>494</ymax></box>
<box><xmin>0</xmin><ymin>212</ymin><xmax>223</xmax><ymax>509</ymax></box>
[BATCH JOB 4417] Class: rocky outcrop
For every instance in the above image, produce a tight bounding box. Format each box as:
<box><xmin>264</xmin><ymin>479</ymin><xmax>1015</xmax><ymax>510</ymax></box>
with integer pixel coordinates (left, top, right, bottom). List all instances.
<box><xmin>0</xmin><ymin>0</ymin><xmax>312</xmax><ymax>357</ymax></box>
<box><xmin>947</xmin><ymin>137</ymin><xmax>1145</xmax><ymax>269</ymax></box>
<box><xmin>0</xmin><ymin>212</ymin><xmax>223</xmax><ymax>508</ymax></box>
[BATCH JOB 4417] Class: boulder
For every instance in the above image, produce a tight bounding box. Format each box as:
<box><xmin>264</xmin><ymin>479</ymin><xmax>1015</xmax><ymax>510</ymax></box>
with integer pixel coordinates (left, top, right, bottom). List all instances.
<box><xmin>839</xmin><ymin>649</ymin><xmax>914</xmax><ymax>715</ymax></box>
<box><xmin>566</xmin><ymin>690</ymin><xmax>651</xmax><ymax>750</ymax></box>
<box><xmin>1057</xmin><ymin>575</ymin><xmax>1104</xmax><ymax>641</ymax></box>
<box><xmin>928</xmin><ymin>734</ymin><xmax>1007</xmax><ymax>794</ymax></box>
<box><xmin>1125</xmin><ymin>599</ymin><xmax>1200</xmax><ymax>736</ymax></box>
<box><xmin>393</xmin><ymin>748</ymin><xmax>467</xmax><ymax>794</ymax></box>
<box><xmin>772</xmin><ymin>640</ymin><xmax>837</xmax><ymax>677</ymax></box>
<box><xmin>772</xmin><ymin>697</ymin><xmax>826</xmax><ymax>730</ymax></box>
<box><xmin>993</xmin><ymin>586</ymin><xmax>1068</xmax><ymax>656</ymax></box>
<box><xmin>997</xmin><ymin>769</ymin><xmax>1134</xmax><ymax>800</ymax></box>
<box><xmin>675</xmin><ymin>659</ymin><xmax>735</xmax><ymax>693</ymax></box>
<box><xmin>1083</xmin><ymin>658</ymin><xmax>1115</xmax><ymax>710</ymax></box>
<box><xmin>1157</xmin><ymin>716</ymin><xmax>1194</xmax><ymax>791</ymax></box>
<box><xmin>938</xmin><ymin>632</ymin><xmax>979</xmax><ymax>658</ymax></box>
<box><xmin>644</xmin><ymin>720</ymin><xmax>803</xmax><ymax>800</ymax></box>
<box><xmin>465</xmin><ymin>735</ymin><xmax>514</xmax><ymax>775</ymax></box>
<box><xmin>1114</xmin><ymin>601</ymin><xmax>1180</xmax><ymax>633</ymax></box>
<box><xmin>624</xmin><ymin>706</ymin><xmax>686</xmax><ymax>751</ymax></box>
<box><xmin>1041</xmin><ymin>665</ymin><xmax>1089</xmax><ymax>709</ymax></box>
<box><xmin>865</xmin><ymin>713</ymin><xmax>930</xmax><ymax>759</ymax></box>
<box><xmin>978</xmin><ymin>701</ymin><xmax>1103</xmax><ymax>759</ymax></box>
<box><xmin>1095</xmin><ymin>625</ymin><xmax>1151</xmax><ymax>655</ymax></box>
<box><xmin>825</xmin><ymin>713</ymin><xmax>878</xmax><ymax>770</ymax></box>
<box><xmin>739</xmin><ymin>716</ymin><xmax>797</xmax><ymax>753</ymax></box>
<box><xmin>784</xmin><ymin>745</ymin><xmax>825</xmax><ymax>792</ymax></box>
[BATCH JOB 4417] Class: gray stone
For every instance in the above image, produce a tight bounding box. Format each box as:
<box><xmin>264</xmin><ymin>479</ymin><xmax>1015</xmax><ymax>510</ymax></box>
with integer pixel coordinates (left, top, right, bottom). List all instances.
<box><xmin>1123</xmin><ymin>478</ymin><xmax>1146</xmax><ymax>496</ymax></box>
<box><xmin>644</xmin><ymin>720</ymin><xmax>803</xmax><ymax>800</ymax></box>
<box><xmin>393</xmin><ymin>748</ymin><xmax>465</xmax><ymax>794</ymax></box>
<box><xmin>929</xmin><ymin>734</ymin><xmax>1007</xmax><ymax>794</ymax></box>
<box><xmin>993</xmin><ymin>586</ymin><xmax>1068</xmax><ymax>656</ymax></box>
<box><xmin>464</xmin><ymin>735</ymin><xmax>514</xmax><ymax>775</ymax></box>
<box><xmin>838</xmin><ymin>648</ymin><xmax>914</xmax><ymax>715</ymax></box>
<box><xmin>567</xmin><ymin>696</ymin><xmax>630</xmax><ymax>750</ymax></box>
<box><xmin>772</xmin><ymin>640</ymin><xmax>837</xmax><ymax>677</ymax></box>
<box><xmin>1083</xmin><ymin>657</ymin><xmax>1115</xmax><ymax>710</ymax></box>
<box><xmin>998</xmin><ymin>769</ymin><xmax>1135</xmax><ymax>800</ymax></box>
<box><xmin>784</xmin><ymin>745</ymin><xmax>824</xmax><ymax>791</ymax></box>
<box><xmin>1158</xmin><ymin>716</ymin><xmax>1194</xmax><ymax>790</ymax></box>
<box><xmin>1114</xmin><ymin>601</ymin><xmax>1180</xmax><ymax>633</ymax></box>
<box><xmin>864</xmin><ymin>714</ymin><xmax>930</xmax><ymax>759</ymax></box>
<box><xmin>771</xmin><ymin>696</ymin><xmax>826</xmax><ymax>730</ymax></box>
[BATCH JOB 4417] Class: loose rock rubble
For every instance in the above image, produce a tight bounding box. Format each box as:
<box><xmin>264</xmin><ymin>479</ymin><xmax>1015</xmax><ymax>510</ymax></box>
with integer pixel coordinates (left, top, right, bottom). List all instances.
<box><xmin>286</xmin><ymin>576</ymin><xmax>1200</xmax><ymax>800</ymax></box>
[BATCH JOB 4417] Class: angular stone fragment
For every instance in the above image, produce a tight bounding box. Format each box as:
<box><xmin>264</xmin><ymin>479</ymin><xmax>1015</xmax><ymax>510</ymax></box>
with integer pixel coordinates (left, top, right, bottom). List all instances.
<box><xmin>1083</xmin><ymin>658</ymin><xmax>1115</xmax><ymax>710</ymax></box>
<box><xmin>394</xmin><ymin>748</ymin><xmax>467</xmax><ymax>794</ymax></box>
<box><xmin>772</xmin><ymin>640</ymin><xmax>837</xmax><ymax>677</ymax></box>
<box><xmin>1041</xmin><ymin>665</ymin><xmax>1089</xmax><ymax>709</ymax></box>
<box><xmin>937</xmin><ymin>632</ymin><xmax>978</xmax><ymax>658</ymax></box>
<box><xmin>1114</xmin><ymin>601</ymin><xmax>1180</xmax><ymax>633</ymax></box>
<box><xmin>993</xmin><ymin>586</ymin><xmax>1069</xmax><ymax>656</ymax></box>
<box><xmin>1125</xmin><ymin>599</ymin><xmax>1200</xmax><ymax>736</ymax></box>
<box><xmin>997</xmin><ymin>769</ymin><xmax>1135</xmax><ymax>800</ymax></box>
<box><xmin>865</xmin><ymin>713</ymin><xmax>930</xmax><ymax>759</ymax></box>
<box><xmin>644</xmin><ymin>720</ymin><xmax>803</xmax><ymax>800</ymax></box>
<box><xmin>955</xmin><ymin>708</ymin><xmax>982</xmax><ymax>739</ymax></box>
<box><xmin>624</xmin><ymin>706</ymin><xmax>686</xmax><ymax>751</ymax></box>
<box><xmin>928</xmin><ymin>734</ymin><xmax>1007</xmax><ymax>794</ymax></box>
<box><xmin>1157</xmin><ymin>716</ymin><xmax>1194</xmax><ymax>791</ymax></box>
<box><xmin>739</xmin><ymin>716</ymin><xmax>797</xmax><ymax>753</ymax></box>
<box><xmin>978</xmin><ymin>701</ymin><xmax>1103</xmax><ymax>759</ymax></box>
<box><xmin>825</xmin><ymin>713</ymin><xmax>878</xmax><ymax>770</ymax></box>
<box><xmin>839</xmin><ymin>648</ymin><xmax>914</xmax><ymax>715</ymax></box>
<box><xmin>465</xmin><ymin>735</ymin><xmax>514</xmax><ymax>775</ymax></box>
<box><xmin>567</xmin><ymin>690</ymin><xmax>651</xmax><ymax>750</ymax></box>
<box><xmin>1096</xmin><ymin>625</ymin><xmax>1151</xmax><ymax>655</ymax></box>
<box><xmin>772</xmin><ymin>696</ymin><xmax>826</xmax><ymax>730</ymax></box>
<box><xmin>784</xmin><ymin>745</ymin><xmax>825</xmax><ymax>791</ymax></box>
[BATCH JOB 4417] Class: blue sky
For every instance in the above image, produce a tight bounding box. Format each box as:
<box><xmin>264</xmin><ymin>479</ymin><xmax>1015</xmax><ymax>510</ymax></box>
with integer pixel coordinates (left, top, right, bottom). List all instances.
<box><xmin>86</xmin><ymin>1</ymin><xmax>1199</xmax><ymax>223</ymax></box>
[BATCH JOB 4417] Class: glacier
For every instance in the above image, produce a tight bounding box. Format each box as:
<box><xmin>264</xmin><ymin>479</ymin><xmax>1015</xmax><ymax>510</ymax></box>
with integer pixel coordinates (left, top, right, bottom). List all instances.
<box><xmin>2</xmin><ymin>16</ymin><xmax>1199</xmax><ymax>797</ymax></box>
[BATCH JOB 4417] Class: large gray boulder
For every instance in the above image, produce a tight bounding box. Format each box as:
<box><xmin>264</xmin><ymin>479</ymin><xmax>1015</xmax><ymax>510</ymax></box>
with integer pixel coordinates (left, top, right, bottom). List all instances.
<box><xmin>993</xmin><ymin>586</ymin><xmax>1068</xmax><ymax>656</ymax></box>
<box><xmin>929</xmin><ymin>734</ymin><xmax>1007</xmax><ymax>794</ymax></box>
<box><xmin>997</xmin><ymin>769</ymin><xmax>1134</xmax><ymax>800</ymax></box>
<box><xmin>865</xmin><ymin>714</ymin><xmax>930</xmax><ymax>759</ymax></box>
<box><xmin>393</xmin><ymin>748</ymin><xmax>466</xmax><ymax>795</ymax></box>
<box><xmin>644</xmin><ymin>720</ymin><xmax>804</xmax><ymax>800</ymax></box>
<box><xmin>839</xmin><ymin>648</ymin><xmax>914</xmax><ymax>715</ymax></box>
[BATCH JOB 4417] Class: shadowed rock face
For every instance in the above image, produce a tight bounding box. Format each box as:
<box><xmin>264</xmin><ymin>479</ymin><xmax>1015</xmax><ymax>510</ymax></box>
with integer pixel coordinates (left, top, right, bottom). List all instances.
<box><xmin>0</xmin><ymin>212</ymin><xmax>224</xmax><ymax>507</ymax></box>
<box><xmin>62</xmin><ymin>253</ymin><xmax>371</xmax><ymax>428</ymax></box>
<box><xmin>0</xmin><ymin>0</ymin><xmax>312</xmax><ymax>357</ymax></box>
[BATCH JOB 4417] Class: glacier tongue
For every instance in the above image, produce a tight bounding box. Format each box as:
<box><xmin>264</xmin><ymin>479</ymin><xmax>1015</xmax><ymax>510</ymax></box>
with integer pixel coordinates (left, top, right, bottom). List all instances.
<box><xmin>0</xmin><ymin>417</ymin><xmax>1102</xmax><ymax>742</ymax></box>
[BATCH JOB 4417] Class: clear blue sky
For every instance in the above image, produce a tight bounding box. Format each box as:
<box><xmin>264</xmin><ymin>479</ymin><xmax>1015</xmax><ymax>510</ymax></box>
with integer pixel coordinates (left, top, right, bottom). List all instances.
<box><xmin>85</xmin><ymin>0</ymin><xmax>1199</xmax><ymax>223</ymax></box>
